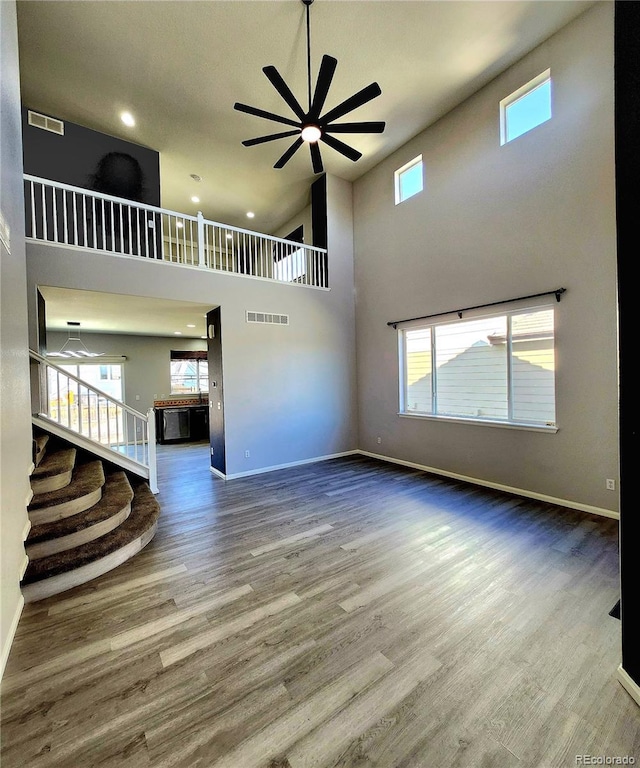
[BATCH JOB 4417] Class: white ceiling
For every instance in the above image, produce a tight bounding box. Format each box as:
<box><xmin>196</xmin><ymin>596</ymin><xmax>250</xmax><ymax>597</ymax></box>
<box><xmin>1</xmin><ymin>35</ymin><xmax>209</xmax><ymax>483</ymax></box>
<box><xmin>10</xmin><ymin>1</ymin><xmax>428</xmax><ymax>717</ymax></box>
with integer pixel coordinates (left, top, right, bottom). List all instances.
<box><xmin>40</xmin><ymin>287</ymin><xmax>214</xmax><ymax>338</ymax></box>
<box><xmin>16</xmin><ymin>0</ymin><xmax>595</xmax><ymax>234</ymax></box>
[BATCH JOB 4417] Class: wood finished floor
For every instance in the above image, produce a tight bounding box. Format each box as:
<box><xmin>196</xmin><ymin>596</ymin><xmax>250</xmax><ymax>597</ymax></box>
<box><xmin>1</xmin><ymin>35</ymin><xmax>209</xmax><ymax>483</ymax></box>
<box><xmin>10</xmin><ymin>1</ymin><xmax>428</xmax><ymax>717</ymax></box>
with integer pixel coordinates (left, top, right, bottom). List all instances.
<box><xmin>2</xmin><ymin>444</ymin><xmax>638</xmax><ymax>767</ymax></box>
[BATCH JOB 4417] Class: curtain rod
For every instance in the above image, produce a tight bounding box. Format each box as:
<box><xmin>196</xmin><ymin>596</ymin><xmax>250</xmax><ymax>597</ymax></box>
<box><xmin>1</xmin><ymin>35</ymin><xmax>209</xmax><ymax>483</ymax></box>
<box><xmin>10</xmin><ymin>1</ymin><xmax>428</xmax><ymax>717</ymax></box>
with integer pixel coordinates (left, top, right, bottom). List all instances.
<box><xmin>387</xmin><ymin>287</ymin><xmax>566</xmax><ymax>329</ymax></box>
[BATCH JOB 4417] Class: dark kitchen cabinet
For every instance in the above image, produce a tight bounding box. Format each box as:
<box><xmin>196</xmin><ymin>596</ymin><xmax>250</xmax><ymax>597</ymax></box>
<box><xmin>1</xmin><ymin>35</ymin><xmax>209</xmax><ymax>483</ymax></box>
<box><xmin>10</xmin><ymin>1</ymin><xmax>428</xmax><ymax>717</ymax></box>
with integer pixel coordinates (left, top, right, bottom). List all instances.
<box><xmin>156</xmin><ymin>405</ymin><xmax>209</xmax><ymax>444</ymax></box>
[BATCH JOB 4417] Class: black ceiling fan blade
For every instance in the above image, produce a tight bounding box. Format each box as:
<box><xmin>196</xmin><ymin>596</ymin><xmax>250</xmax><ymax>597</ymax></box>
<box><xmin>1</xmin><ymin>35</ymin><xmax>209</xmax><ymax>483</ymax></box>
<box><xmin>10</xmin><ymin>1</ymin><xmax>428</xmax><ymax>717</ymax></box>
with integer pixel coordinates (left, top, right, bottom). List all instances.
<box><xmin>234</xmin><ymin>102</ymin><xmax>300</xmax><ymax>129</ymax></box>
<box><xmin>309</xmin><ymin>55</ymin><xmax>338</xmax><ymax>120</ymax></box>
<box><xmin>263</xmin><ymin>66</ymin><xmax>306</xmax><ymax>121</ymax></box>
<box><xmin>309</xmin><ymin>142</ymin><xmax>324</xmax><ymax>174</ymax></box>
<box><xmin>320</xmin><ymin>82</ymin><xmax>382</xmax><ymax>124</ymax></box>
<box><xmin>274</xmin><ymin>137</ymin><xmax>304</xmax><ymax>169</ymax></box>
<box><xmin>321</xmin><ymin>133</ymin><xmax>362</xmax><ymax>162</ymax></box>
<box><xmin>242</xmin><ymin>130</ymin><xmax>300</xmax><ymax>147</ymax></box>
<box><xmin>324</xmin><ymin>121</ymin><xmax>386</xmax><ymax>134</ymax></box>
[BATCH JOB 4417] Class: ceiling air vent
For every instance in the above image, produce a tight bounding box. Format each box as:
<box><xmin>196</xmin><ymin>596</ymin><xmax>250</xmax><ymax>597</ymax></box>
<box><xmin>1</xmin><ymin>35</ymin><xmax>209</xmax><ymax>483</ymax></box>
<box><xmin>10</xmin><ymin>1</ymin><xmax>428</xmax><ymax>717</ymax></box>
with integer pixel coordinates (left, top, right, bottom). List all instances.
<box><xmin>28</xmin><ymin>110</ymin><xmax>64</xmax><ymax>136</ymax></box>
<box><xmin>246</xmin><ymin>310</ymin><xmax>289</xmax><ymax>326</ymax></box>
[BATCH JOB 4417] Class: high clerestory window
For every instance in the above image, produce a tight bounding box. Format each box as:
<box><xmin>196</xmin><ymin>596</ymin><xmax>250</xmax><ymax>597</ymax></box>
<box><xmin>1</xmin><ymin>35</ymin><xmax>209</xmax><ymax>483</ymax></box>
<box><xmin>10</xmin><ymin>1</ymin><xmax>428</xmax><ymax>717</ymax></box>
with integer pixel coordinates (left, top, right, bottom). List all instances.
<box><xmin>500</xmin><ymin>70</ymin><xmax>552</xmax><ymax>145</ymax></box>
<box><xmin>399</xmin><ymin>305</ymin><xmax>556</xmax><ymax>429</ymax></box>
<box><xmin>394</xmin><ymin>155</ymin><xmax>423</xmax><ymax>204</ymax></box>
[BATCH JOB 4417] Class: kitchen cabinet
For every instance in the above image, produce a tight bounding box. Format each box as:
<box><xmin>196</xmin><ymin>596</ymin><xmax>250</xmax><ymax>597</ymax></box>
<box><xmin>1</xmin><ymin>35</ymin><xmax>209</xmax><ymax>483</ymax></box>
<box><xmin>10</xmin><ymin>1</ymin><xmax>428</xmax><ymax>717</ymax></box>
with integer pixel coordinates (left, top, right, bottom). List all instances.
<box><xmin>155</xmin><ymin>404</ymin><xmax>209</xmax><ymax>444</ymax></box>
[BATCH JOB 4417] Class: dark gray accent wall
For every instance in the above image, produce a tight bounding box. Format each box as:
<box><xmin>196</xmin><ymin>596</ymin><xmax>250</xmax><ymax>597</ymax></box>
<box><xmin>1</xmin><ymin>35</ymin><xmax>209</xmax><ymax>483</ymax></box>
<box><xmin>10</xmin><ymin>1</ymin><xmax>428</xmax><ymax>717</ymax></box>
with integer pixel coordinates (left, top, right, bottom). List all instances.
<box><xmin>22</xmin><ymin>108</ymin><xmax>160</xmax><ymax>206</ymax></box>
<box><xmin>614</xmin><ymin>0</ymin><xmax>640</xmax><ymax>691</ymax></box>
<box><xmin>207</xmin><ymin>308</ymin><xmax>226</xmax><ymax>475</ymax></box>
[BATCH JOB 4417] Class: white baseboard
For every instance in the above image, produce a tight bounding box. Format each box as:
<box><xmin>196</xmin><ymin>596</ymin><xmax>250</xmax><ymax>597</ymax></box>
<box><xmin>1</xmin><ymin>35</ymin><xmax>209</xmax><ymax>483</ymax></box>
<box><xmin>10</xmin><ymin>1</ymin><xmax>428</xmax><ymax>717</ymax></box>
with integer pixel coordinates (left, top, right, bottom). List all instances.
<box><xmin>0</xmin><ymin>595</ymin><xmax>25</xmax><ymax>681</ymax></box>
<box><xmin>19</xmin><ymin>553</ymin><xmax>29</xmax><ymax>580</ymax></box>
<box><xmin>357</xmin><ymin>450</ymin><xmax>619</xmax><ymax>521</ymax></box>
<box><xmin>217</xmin><ymin>450</ymin><xmax>359</xmax><ymax>481</ymax></box>
<box><xmin>22</xmin><ymin>517</ymin><xmax>31</xmax><ymax>542</ymax></box>
<box><xmin>618</xmin><ymin>665</ymin><xmax>640</xmax><ymax>707</ymax></box>
<box><xmin>209</xmin><ymin>466</ymin><xmax>227</xmax><ymax>481</ymax></box>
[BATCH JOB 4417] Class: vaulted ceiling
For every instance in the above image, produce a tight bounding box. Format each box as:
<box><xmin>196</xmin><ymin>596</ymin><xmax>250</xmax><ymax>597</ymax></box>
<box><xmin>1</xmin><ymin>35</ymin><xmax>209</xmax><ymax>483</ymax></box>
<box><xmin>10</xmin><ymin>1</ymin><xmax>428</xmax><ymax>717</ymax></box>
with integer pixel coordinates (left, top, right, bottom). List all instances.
<box><xmin>16</xmin><ymin>0</ymin><xmax>594</xmax><ymax>234</ymax></box>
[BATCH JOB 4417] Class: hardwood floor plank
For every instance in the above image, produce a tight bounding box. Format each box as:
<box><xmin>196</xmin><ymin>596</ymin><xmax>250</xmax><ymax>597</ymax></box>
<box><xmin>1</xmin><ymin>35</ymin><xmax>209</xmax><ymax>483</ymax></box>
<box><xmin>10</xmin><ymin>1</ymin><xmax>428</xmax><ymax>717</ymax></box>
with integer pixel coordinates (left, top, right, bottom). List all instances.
<box><xmin>249</xmin><ymin>524</ymin><xmax>335</xmax><ymax>557</ymax></box>
<box><xmin>1</xmin><ymin>446</ymin><xmax>636</xmax><ymax>768</ymax></box>
<box><xmin>160</xmin><ymin>592</ymin><xmax>303</xmax><ymax>668</ymax></box>
<box><xmin>208</xmin><ymin>652</ymin><xmax>395</xmax><ymax>768</ymax></box>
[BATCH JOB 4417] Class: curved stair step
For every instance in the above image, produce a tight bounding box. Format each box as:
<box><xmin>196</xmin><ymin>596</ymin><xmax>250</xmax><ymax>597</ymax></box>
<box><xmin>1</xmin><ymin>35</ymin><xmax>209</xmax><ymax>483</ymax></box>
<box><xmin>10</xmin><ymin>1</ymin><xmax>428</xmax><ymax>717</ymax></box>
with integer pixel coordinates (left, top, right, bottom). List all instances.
<box><xmin>30</xmin><ymin>447</ymin><xmax>76</xmax><ymax>494</ymax></box>
<box><xmin>26</xmin><ymin>471</ymin><xmax>134</xmax><ymax>560</ymax></box>
<box><xmin>33</xmin><ymin>434</ymin><xmax>49</xmax><ymax>468</ymax></box>
<box><xmin>28</xmin><ymin>460</ymin><xmax>105</xmax><ymax>525</ymax></box>
<box><xmin>21</xmin><ymin>482</ymin><xmax>161</xmax><ymax>603</ymax></box>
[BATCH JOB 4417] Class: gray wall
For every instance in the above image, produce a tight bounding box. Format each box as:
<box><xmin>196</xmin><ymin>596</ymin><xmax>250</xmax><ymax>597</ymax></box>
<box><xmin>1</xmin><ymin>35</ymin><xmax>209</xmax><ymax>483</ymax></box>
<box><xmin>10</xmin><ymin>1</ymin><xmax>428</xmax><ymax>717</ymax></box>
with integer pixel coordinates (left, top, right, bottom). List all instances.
<box><xmin>353</xmin><ymin>2</ymin><xmax>618</xmax><ymax>515</ymax></box>
<box><xmin>46</xmin><ymin>331</ymin><xmax>207</xmax><ymax>413</ymax></box>
<box><xmin>1</xmin><ymin>0</ymin><xmax>33</xmax><ymax>676</ymax></box>
<box><xmin>27</xmin><ymin>175</ymin><xmax>357</xmax><ymax>477</ymax></box>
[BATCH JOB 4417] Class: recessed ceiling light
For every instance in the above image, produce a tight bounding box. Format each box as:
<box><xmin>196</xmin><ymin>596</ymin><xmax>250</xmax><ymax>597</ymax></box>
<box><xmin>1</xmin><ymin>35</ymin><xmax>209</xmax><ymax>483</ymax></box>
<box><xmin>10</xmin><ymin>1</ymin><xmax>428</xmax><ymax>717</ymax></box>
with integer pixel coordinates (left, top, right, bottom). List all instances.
<box><xmin>174</xmin><ymin>331</ymin><xmax>182</xmax><ymax>335</ymax></box>
<box><xmin>176</xmin><ymin>221</ymin><xmax>183</xmax><ymax>229</ymax></box>
<box><xmin>191</xmin><ymin>196</ymin><xmax>200</xmax><ymax>204</ymax></box>
<box><xmin>186</xmin><ymin>324</ymin><xmax>196</xmax><ymax>328</ymax></box>
<box><xmin>246</xmin><ymin>211</ymin><xmax>255</xmax><ymax>219</ymax></box>
<box><xmin>120</xmin><ymin>111</ymin><xmax>135</xmax><ymax>127</ymax></box>
<box><xmin>226</xmin><ymin>233</ymin><xmax>233</xmax><ymax>240</ymax></box>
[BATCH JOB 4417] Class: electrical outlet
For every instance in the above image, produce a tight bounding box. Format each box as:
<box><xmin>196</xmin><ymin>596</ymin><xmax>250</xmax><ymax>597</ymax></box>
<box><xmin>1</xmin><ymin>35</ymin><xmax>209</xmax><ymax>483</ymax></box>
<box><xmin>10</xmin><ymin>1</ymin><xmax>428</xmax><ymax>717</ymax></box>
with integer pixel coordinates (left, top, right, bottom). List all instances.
<box><xmin>606</xmin><ymin>479</ymin><xmax>616</xmax><ymax>491</ymax></box>
<box><xmin>244</xmin><ymin>450</ymin><xmax>250</xmax><ymax>458</ymax></box>
<box><xmin>377</xmin><ymin>437</ymin><xmax>382</xmax><ymax>444</ymax></box>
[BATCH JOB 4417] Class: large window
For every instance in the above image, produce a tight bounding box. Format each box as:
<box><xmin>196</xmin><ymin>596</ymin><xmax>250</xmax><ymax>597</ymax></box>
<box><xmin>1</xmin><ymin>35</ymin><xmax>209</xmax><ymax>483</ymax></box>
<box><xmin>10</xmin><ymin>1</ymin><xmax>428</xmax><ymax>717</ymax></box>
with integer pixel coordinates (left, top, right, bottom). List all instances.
<box><xmin>399</xmin><ymin>306</ymin><xmax>556</xmax><ymax>428</ymax></box>
<box><xmin>500</xmin><ymin>70</ymin><xmax>552</xmax><ymax>145</ymax></box>
<box><xmin>170</xmin><ymin>351</ymin><xmax>208</xmax><ymax>394</ymax></box>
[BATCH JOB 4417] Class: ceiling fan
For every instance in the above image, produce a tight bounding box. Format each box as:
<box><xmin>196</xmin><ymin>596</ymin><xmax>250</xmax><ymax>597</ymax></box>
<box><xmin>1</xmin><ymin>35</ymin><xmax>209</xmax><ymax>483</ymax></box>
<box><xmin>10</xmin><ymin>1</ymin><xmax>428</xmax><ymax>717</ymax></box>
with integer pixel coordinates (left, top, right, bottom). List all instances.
<box><xmin>234</xmin><ymin>0</ymin><xmax>385</xmax><ymax>174</ymax></box>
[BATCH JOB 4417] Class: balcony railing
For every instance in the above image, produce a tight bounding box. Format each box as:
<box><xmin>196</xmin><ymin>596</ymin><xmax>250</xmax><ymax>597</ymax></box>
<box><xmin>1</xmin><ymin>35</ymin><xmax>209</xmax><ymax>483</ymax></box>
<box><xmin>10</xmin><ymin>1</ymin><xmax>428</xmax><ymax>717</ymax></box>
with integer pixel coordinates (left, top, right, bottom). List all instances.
<box><xmin>24</xmin><ymin>175</ymin><xmax>329</xmax><ymax>289</ymax></box>
<box><xmin>30</xmin><ymin>350</ymin><xmax>158</xmax><ymax>493</ymax></box>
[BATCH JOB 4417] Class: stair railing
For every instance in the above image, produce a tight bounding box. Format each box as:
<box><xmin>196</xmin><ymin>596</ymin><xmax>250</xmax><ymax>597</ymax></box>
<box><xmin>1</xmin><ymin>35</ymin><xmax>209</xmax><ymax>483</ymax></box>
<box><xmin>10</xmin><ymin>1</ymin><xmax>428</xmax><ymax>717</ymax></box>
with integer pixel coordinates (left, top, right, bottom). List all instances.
<box><xmin>29</xmin><ymin>350</ymin><xmax>157</xmax><ymax>493</ymax></box>
<box><xmin>23</xmin><ymin>174</ymin><xmax>329</xmax><ymax>289</ymax></box>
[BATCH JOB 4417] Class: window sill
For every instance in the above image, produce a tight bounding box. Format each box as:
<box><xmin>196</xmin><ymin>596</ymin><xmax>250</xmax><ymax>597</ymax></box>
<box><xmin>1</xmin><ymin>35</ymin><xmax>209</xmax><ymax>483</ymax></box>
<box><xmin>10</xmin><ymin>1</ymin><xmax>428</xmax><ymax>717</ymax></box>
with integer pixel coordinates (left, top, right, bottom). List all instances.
<box><xmin>398</xmin><ymin>412</ymin><xmax>558</xmax><ymax>433</ymax></box>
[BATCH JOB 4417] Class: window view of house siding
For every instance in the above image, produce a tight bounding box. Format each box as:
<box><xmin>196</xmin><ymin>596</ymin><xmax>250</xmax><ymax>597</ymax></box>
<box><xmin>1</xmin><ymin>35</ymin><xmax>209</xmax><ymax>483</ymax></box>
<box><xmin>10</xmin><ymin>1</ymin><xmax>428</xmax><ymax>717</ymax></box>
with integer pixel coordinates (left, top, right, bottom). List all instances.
<box><xmin>403</xmin><ymin>308</ymin><xmax>555</xmax><ymax>426</ymax></box>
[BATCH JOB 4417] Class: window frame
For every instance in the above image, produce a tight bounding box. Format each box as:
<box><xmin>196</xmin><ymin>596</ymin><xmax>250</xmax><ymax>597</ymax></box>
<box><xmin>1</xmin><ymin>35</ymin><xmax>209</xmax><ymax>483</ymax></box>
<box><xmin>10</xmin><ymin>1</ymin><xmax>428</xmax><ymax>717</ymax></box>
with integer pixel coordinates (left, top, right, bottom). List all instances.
<box><xmin>170</xmin><ymin>351</ymin><xmax>208</xmax><ymax>395</ymax></box>
<box><xmin>500</xmin><ymin>69</ymin><xmax>552</xmax><ymax>146</ymax></box>
<box><xmin>394</xmin><ymin>155</ymin><xmax>424</xmax><ymax>205</ymax></box>
<box><xmin>397</xmin><ymin>303</ymin><xmax>558</xmax><ymax>433</ymax></box>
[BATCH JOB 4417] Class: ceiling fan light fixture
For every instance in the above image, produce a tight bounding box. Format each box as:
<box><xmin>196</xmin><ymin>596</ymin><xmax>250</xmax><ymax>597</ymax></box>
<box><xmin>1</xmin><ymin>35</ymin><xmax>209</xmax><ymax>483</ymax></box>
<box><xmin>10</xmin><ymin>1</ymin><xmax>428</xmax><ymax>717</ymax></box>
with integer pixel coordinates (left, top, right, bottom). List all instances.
<box><xmin>234</xmin><ymin>0</ymin><xmax>384</xmax><ymax>173</ymax></box>
<box><xmin>301</xmin><ymin>124</ymin><xmax>322</xmax><ymax>143</ymax></box>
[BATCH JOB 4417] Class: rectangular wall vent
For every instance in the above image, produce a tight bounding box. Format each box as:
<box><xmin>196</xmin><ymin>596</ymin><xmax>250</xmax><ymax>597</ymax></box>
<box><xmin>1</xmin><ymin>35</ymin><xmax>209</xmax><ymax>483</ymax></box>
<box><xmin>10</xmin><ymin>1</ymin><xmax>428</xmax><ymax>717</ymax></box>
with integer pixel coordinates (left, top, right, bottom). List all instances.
<box><xmin>246</xmin><ymin>310</ymin><xmax>289</xmax><ymax>326</ymax></box>
<box><xmin>28</xmin><ymin>110</ymin><xmax>64</xmax><ymax>136</ymax></box>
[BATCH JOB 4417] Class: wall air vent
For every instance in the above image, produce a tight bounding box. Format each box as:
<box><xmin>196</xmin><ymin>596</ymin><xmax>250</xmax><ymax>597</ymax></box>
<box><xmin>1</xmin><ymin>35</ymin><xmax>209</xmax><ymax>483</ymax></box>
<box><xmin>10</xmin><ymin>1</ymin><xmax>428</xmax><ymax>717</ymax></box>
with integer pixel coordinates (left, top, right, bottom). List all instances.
<box><xmin>28</xmin><ymin>110</ymin><xmax>64</xmax><ymax>136</ymax></box>
<box><xmin>246</xmin><ymin>310</ymin><xmax>289</xmax><ymax>326</ymax></box>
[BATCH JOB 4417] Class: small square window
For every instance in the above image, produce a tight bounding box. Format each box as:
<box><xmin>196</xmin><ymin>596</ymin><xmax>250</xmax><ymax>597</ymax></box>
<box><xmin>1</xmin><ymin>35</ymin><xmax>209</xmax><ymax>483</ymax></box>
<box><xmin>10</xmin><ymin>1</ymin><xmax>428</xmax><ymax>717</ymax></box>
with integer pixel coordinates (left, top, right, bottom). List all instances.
<box><xmin>394</xmin><ymin>155</ymin><xmax>423</xmax><ymax>204</ymax></box>
<box><xmin>500</xmin><ymin>70</ymin><xmax>552</xmax><ymax>145</ymax></box>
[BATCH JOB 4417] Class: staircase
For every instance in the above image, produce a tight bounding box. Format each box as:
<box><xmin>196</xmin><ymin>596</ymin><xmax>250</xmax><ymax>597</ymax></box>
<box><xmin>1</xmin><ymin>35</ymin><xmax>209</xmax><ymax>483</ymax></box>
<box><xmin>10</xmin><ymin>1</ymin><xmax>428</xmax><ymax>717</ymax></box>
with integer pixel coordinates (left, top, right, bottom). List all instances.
<box><xmin>22</xmin><ymin>428</ymin><xmax>160</xmax><ymax>603</ymax></box>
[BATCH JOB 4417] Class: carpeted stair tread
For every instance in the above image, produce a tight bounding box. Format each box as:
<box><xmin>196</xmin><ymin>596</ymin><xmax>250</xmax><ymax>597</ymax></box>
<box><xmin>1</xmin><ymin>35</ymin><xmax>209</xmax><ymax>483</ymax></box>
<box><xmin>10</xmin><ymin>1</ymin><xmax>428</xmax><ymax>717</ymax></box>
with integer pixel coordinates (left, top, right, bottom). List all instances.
<box><xmin>29</xmin><ymin>460</ymin><xmax>105</xmax><ymax>512</ymax></box>
<box><xmin>30</xmin><ymin>447</ymin><xmax>77</xmax><ymax>493</ymax></box>
<box><xmin>27</xmin><ymin>471</ymin><xmax>134</xmax><ymax>545</ymax></box>
<box><xmin>33</xmin><ymin>434</ymin><xmax>49</xmax><ymax>467</ymax></box>
<box><xmin>22</xmin><ymin>483</ymin><xmax>160</xmax><ymax>585</ymax></box>
<box><xmin>31</xmin><ymin>446</ymin><xmax>76</xmax><ymax>480</ymax></box>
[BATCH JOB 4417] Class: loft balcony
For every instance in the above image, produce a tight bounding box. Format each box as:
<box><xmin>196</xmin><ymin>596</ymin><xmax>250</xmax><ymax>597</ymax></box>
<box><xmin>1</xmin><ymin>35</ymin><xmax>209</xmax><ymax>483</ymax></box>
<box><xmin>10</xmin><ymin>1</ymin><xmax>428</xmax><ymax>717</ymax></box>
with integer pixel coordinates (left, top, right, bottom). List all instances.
<box><xmin>23</xmin><ymin>175</ymin><xmax>329</xmax><ymax>290</ymax></box>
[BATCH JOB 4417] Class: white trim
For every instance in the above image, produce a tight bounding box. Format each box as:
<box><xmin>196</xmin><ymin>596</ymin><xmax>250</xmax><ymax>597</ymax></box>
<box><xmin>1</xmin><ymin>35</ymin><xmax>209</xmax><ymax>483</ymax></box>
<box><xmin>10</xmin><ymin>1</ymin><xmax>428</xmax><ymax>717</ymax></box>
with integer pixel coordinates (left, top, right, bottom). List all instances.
<box><xmin>221</xmin><ymin>451</ymin><xmax>359</xmax><ymax>481</ymax></box>
<box><xmin>25</xmin><ymin>486</ymin><xmax>34</xmax><ymax>507</ymax></box>
<box><xmin>398</xmin><ymin>412</ymin><xmax>558</xmax><ymax>434</ymax></box>
<box><xmin>209</xmin><ymin>466</ymin><xmax>227</xmax><ymax>481</ymax></box>
<box><xmin>28</xmin><ymin>461</ymin><xmax>35</xmax><ymax>477</ymax></box>
<box><xmin>618</xmin><ymin>665</ymin><xmax>640</xmax><ymax>708</ymax></box>
<box><xmin>358</xmin><ymin>450</ymin><xmax>619</xmax><ymax>520</ymax></box>
<box><xmin>0</xmin><ymin>595</ymin><xmax>24</xmax><ymax>681</ymax></box>
<box><xmin>19</xmin><ymin>554</ymin><xmax>29</xmax><ymax>581</ymax></box>
<box><xmin>22</xmin><ymin>517</ymin><xmax>32</xmax><ymax>542</ymax></box>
